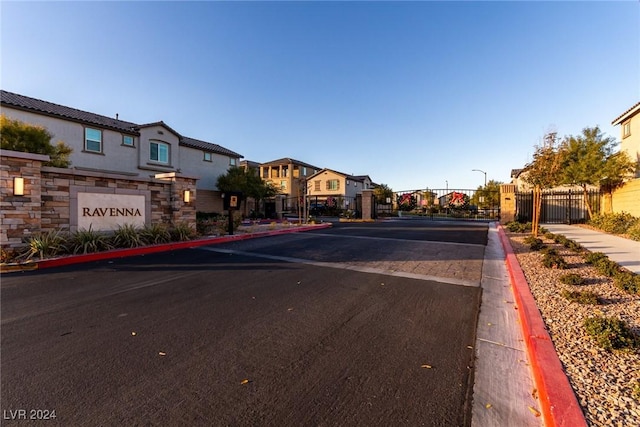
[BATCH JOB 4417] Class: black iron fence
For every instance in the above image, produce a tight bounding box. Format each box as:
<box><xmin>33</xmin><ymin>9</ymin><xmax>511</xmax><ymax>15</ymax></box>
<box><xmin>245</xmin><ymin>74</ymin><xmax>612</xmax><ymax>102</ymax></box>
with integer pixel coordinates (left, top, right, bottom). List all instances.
<box><xmin>515</xmin><ymin>189</ymin><xmax>600</xmax><ymax>224</ymax></box>
<box><xmin>391</xmin><ymin>188</ymin><xmax>501</xmax><ymax>220</ymax></box>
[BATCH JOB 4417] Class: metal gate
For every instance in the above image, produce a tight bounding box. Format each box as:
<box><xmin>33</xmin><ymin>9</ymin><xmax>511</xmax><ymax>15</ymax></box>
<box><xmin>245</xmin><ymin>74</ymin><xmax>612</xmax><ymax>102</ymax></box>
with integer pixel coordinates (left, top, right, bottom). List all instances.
<box><xmin>515</xmin><ymin>189</ymin><xmax>600</xmax><ymax>224</ymax></box>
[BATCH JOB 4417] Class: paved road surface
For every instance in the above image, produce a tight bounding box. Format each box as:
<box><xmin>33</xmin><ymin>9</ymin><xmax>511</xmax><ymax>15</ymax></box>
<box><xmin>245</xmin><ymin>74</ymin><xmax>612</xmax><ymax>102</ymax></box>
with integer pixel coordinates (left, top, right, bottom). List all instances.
<box><xmin>1</xmin><ymin>221</ymin><xmax>487</xmax><ymax>426</ymax></box>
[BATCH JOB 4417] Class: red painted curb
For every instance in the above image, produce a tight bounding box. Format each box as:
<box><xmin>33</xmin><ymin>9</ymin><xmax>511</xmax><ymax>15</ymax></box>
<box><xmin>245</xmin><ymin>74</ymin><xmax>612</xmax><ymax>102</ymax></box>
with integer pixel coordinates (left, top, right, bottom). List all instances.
<box><xmin>497</xmin><ymin>225</ymin><xmax>586</xmax><ymax>427</ymax></box>
<box><xmin>32</xmin><ymin>223</ymin><xmax>332</xmax><ymax>270</ymax></box>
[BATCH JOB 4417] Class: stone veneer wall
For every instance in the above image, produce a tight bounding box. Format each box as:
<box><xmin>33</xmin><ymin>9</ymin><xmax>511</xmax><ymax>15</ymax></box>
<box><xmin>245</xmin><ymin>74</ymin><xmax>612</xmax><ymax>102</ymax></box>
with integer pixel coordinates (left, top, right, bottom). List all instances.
<box><xmin>1</xmin><ymin>149</ymin><xmax>197</xmax><ymax>251</ymax></box>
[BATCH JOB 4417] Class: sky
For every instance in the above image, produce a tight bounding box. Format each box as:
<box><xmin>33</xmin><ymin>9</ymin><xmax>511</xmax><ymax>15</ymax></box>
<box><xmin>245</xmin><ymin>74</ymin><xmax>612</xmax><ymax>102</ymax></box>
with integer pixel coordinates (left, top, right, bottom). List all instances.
<box><xmin>1</xmin><ymin>1</ymin><xmax>639</xmax><ymax>192</ymax></box>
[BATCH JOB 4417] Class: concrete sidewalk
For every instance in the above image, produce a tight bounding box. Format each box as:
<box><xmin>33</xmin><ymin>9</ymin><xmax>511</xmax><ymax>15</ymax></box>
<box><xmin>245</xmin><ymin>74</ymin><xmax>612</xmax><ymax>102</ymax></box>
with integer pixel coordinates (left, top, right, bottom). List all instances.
<box><xmin>543</xmin><ymin>224</ymin><xmax>640</xmax><ymax>274</ymax></box>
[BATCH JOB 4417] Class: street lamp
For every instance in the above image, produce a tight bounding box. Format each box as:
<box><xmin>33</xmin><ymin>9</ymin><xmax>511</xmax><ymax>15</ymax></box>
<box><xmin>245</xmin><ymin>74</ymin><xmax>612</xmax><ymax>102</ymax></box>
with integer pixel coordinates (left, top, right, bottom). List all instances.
<box><xmin>472</xmin><ymin>169</ymin><xmax>487</xmax><ymax>187</ymax></box>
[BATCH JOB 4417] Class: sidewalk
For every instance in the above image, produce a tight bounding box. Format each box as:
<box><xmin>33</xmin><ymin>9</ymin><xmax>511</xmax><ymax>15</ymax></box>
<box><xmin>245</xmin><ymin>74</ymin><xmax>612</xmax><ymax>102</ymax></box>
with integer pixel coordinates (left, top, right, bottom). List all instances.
<box><xmin>543</xmin><ymin>224</ymin><xmax>640</xmax><ymax>274</ymax></box>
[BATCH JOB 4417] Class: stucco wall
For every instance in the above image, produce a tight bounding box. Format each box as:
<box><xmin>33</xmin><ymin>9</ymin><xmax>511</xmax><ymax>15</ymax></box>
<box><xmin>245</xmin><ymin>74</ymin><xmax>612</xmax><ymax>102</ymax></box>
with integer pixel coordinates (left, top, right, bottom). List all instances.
<box><xmin>2</xmin><ymin>107</ymin><xmax>141</xmax><ymax>175</ymax></box>
<box><xmin>609</xmin><ymin>178</ymin><xmax>640</xmax><ymax>217</ymax></box>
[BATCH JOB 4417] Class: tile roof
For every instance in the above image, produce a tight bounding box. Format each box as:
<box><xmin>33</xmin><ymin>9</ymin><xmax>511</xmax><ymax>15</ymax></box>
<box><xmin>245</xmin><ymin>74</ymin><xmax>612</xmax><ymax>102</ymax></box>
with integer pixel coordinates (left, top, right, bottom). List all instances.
<box><xmin>612</xmin><ymin>101</ymin><xmax>640</xmax><ymax>125</ymax></box>
<box><xmin>1</xmin><ymin>90</ymin><xmax>138</xmax><ymax>133</ymax></box>
<box><xmin>1</xmin><ymin>90</ymin><xmax>242</xmax><ymax>158</ymax></box>
<box><xmin>260</xmin><ymin>157</ymin><xmax>321</xmax><ymax>169</ymax></box>
<box><xmin>181</xmin><ymin>136</ymin><xmax>242</xmax><ymax>158</ymax></box>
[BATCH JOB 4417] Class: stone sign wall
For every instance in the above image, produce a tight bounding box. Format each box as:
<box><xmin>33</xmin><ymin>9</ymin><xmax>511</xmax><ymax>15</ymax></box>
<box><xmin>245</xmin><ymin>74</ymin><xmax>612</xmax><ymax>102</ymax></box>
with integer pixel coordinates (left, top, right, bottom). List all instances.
<box><xmin>1</xmin><ymin>149</ymin><xmax>197</xmax><ymax>251</ymax></box>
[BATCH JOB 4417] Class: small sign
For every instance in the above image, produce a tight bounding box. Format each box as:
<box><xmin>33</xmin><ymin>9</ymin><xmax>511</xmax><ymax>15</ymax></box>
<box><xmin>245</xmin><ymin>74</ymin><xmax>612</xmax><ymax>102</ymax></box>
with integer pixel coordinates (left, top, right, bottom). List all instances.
<box><xmin>78</xmin><ymin>193</ymin><xmax>145</xmax><ymax>231</ymax></box>
<box><xmin>223</xmin><ymin>192</ymin><xmax>243</xmax><ymax>210</ymax></box>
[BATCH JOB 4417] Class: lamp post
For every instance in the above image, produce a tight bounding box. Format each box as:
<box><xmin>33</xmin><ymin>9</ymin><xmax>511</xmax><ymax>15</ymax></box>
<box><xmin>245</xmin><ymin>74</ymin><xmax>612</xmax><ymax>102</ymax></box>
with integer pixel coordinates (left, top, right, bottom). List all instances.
<box><xmin>472</xmin><ymin>169</ymin><xmax>487</xmax><ymax>187</ymax></box>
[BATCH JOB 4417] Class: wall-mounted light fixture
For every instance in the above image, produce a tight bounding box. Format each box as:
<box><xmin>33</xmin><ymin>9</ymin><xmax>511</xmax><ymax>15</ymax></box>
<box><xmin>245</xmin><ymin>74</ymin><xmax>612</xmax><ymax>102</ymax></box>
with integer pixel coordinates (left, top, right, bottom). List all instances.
<box><xmin>13</xmin><ymin>177</ymin><xmax>24</xmax><ymax>196</ymax></box>
<box><xmin>183</xmin><ymin>189</ymin><xmax>191</xmax><ymax>203</ymax></box>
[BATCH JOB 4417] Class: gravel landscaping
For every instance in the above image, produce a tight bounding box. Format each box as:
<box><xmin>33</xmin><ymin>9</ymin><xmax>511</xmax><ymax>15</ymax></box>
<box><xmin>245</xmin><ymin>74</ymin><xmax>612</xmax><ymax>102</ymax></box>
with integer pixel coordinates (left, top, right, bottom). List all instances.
<box><xmin>507</xmin><ymin>232</ymin><xmax>640</xmax><ymax>427</ymax></box>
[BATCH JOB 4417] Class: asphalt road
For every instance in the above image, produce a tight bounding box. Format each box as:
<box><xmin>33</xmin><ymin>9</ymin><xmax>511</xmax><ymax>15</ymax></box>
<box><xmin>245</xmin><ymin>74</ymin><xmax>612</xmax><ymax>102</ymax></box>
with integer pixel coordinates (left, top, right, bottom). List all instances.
<box><xmin>1</xmin><ymin>220</ymin><xmax>488</xmax><ymax>426</ymax></box>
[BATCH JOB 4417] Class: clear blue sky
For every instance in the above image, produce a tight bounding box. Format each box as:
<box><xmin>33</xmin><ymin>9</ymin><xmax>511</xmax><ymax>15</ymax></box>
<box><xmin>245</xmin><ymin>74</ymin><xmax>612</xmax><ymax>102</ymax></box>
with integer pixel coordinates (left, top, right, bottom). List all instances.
<box><xmin>2</xmin><ymin>1</ymin><xmax>639</xmax><ymax>191</ymax></box>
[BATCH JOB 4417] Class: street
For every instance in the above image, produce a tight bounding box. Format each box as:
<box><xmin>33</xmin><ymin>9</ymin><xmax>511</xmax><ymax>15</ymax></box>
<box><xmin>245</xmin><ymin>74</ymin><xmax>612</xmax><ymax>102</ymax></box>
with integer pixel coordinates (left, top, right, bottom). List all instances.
<box><xmin>1</xmin><ymin>220</ymin><xmax>488</xmax><ymax>426</ymax></box>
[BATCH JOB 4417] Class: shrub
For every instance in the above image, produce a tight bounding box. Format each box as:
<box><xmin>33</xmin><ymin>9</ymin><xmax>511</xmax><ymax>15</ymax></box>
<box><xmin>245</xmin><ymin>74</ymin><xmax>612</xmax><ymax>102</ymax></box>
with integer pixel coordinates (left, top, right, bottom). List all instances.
<box><xmin>69</xmin><ymin>227</ymin><xmax>112</xmax><ymax>254</ymax></box>
<box><xmin>542</xmin><ymin>252</ymin><xmax>567</xmax><ymax>269</ymax></box>
<box><xmin>112</xmin><ymin>224</ymin><xmax>143</xmax><ymax>248</ymax></box>
<box><xmin>170</xmin><ymin>222</ymin><xmax>195</xmax><ymax>242</ymax></box>
<box><xmin>523</xmin><ymin>236</ymin><xmax>545</xmax><ymax>251</ymax></box>
<box><xmin>566</xmin><ymin>240</ymin><xmax>582</xmax><ymax>252</ymax></box>
<box><xmin>584</xmin><ymin>252</ymin><xmax>608</xmax><ymax>265</ymax></box>
<box><xmin>584</xmin><ymin>316</ymin><xmax>638</xmax><ymax>351</ymax></box>
<box><xmin>140</xmin><ymin>223</ymin><xmax>171</xmax><ymax>245</ymax></box>
<box><xmin>633</xmin><ymin>380</ymin><xmax>640</xmax><ymax>401</ymax></box>
<box><xmin>505</xmin><ymin>221</ymin><xmax>530</xmax><ymax>233</ymax></box>
<box><xmin>20</xmin><ymin>229</ymin><xmax>68</xmax><ymax>260</ymax></box>
<box><xmin>540</xmin><ymin>247</ymin><xmax>558</xmax><ymax>256</ymax></box>
<box><xmin>544</xmin><ymin>232</ymin><xmax>556</xmax><ymax>240</ymax></box>
<box><xmin>627</xmin><ymin>221</ymin><xmax>640</xmax><ymax>242</ymax></box>
<box><xmin>561</xmin><ymin>289</ymin><xmax>599</xmax><ymax>305</ymax></box>
<box><xmin>614</xmin><ymin>271</ymin><xmax>640</xmax><ymax>295</ymax></box>
<box><xmin>559</xmin><ymin>273</ymin><xmax>585</xmax><ymax>286</ymax></box>
<box><xmin>589</xmin><ymin>212</ymin><xmax>639</xmax><ymax>235</ymax></box>
<box><xmin>595</xmin><ymin>258</ymin><xmax>619</xmax><ymax>277</ymax></box>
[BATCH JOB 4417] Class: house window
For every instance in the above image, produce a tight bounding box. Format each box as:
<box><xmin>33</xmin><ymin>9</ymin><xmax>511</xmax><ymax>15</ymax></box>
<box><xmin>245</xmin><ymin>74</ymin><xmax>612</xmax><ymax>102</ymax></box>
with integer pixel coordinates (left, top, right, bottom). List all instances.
<box><xmin>150</xmin><ymin>141</ymin><xmax>169</xmax><ymax>163</ymax></box>
<box><xmin>262</xmin><ymin>168</ymin><xmax>269</xmax><ymax>178</ymax></box>
<box><xmin>204</xmin><ymin>152</ymin><xmax>212</xmax><ymax>162</ymax></box>
<box><xmin>327</xmin><ymin>180</ymin><xmax>339</xmax><ymax>191</ymax></box>
<box><xmin>623</xmin><ymin>121</ymin><xmax>631</xmax><ymax>138</ymax></box>
<box><xmin>85</xmin><ymin>128</ymin><xmax>102</xmax><ymax>153</ymax></box>
<box><xmin>122</xmin><ymin>135</ymin><xmax>134</xmax><ymax>147</ymax></box>
<box><xmin>302</xmin><ymin>167</ymin><xmax>307</xmax><ymax>176</ymax></box>
<box><xmin>314</xmin><ymin>180</ymin><xmax>320</xmax><ymax>191</ymax></box>
<box><xmin>280</xmin><ymin>180</ymin><xmax>287</xmax><ymax>189</ymax></box>
<box><xmin>230</xmin><ymin>158</ymin><xmax>237</xmax><ymax>166</ymax></box>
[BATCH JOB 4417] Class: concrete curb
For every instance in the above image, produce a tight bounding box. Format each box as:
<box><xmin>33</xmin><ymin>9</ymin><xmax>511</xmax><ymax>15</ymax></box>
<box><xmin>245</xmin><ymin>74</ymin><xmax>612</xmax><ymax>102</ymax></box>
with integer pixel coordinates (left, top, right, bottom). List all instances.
<box><xmin>2</xmin><ymin>223</ymin><xmax>332</xmax><ymax>272</ymax></box>
<box><xmin>497</xmin><ymin>224</ymin><xmax>587</xmax><ymax>427</ymax></box>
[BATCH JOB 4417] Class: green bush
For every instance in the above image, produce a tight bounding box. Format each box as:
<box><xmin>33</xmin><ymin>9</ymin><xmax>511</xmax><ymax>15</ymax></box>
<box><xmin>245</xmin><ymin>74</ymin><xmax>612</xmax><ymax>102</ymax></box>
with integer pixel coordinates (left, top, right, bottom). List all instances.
<box><xmin>140</xmin><ymin>224</ymin><xmax>171</xmax><ymax>245</ymax></box>
<box><xmin>633</xmin><ymin>380</ymin><xmax>640</xmax><ymax>401</ymax></box>
<box><xmin>566</xmin><ymin>240</ymin><xmax>583</xmax><ymax>252</ymax></box>
<box><xmin>540</xmin><ymin>247</ymin><xmax>558</xmax><ymax>256</ymax></box>
<box><xmin>614</xmin><ymin>271</ymin><xmax>640</xmax><ymax>295</ymax></box>
<box><xmin>112</xmin><ymin>224</ymin><xmax>143</xmax><ymax>248</ymax></box>
<box><xmin>594</xmin><ymin>258</ymin><xmax>620</xmax><ymax>277</ymax></box>
<box><xmin>589</xmin><ymin>212</ymin><xmax>639</xmax><ymax>235</ymax></box>
<box><xmin>542</xmin><ymin>252</ymin><xmax>568</xmax><ymax>269</ymax></box>
<box><xmin>170</xmin><ymin>222</ymin><xmax>195</xmax><ymax>242</ymax></box>
<box><xmin>584</xmin><ymin>316</ymin><xmax>638</xmax><ymax>351</ymax></box>
<box><xmin>584</xmin><ymin>251</ymin><xmax>607</xmax><ymax>264</ymax></box>
<box><xmin>69</xmin><ymin>227</ymin><xmax>112</xmax><ymax>254</ymax></box>
<box><xmin>627</xmin><ymin>221</ymin><xmax>640</xmax><ymax>242</ymax></box>
<box><xmin>561</xmin><ymin>289</ymin><xmax>599</xmax><ymax>305</ymax></box>
<box><xmin>523</xmin><ymin>236</ymin><xmax>545</xmax><ymax>251</ymax></box>
<box><xmin>21</xmin><ymin>229</ymin><xmax>68</xmax><ymax>260</ymax></box>
<box><xmin>505</xmin><ymin>221</ymin><xmax>531</xmax><ymax>233</ymax></box>
<box><xmin>559</xmin><ymin>273</ymin><xmax>585</xmax><ymax>286</ymax></box>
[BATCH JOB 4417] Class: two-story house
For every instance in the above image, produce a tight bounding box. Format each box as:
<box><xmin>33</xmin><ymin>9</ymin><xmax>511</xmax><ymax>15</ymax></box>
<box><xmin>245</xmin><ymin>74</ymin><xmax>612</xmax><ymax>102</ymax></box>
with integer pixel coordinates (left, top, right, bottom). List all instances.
<box><xmin>612</xmin><ymin>101</ymin><xmax>640</xmax><ymax>178</ymax></box>
<box><xmin>1</xmin><ymin>90</ymin><xmax>242</xmax><ymax>213</ymax></box>
<box><xmin>306</xmin><ymin>169</ymin><xmax>373</xmax><ymax>212</ymax></box>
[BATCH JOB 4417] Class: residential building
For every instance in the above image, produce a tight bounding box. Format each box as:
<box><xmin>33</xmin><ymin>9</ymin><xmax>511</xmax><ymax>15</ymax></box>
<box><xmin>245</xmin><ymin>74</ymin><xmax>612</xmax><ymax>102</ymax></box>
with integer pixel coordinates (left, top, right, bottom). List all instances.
<box><xmin>0</xmin><ymin>90</ymin><xmax>242</xmax><ymax>212</ymax></box>
<box><xmin>612</xmin><ymin>101</ymin><xmax>640</xmax><ymax>178</ymax></box>
<box><xmin>259</xmin><ymin>158</ymin><xmax>321</xmax><ymax>209</ymax></box>
<box><xmin>306</xmin><ymin>169</ymin><xmax>373</xmax><ymax>211</ymax></box>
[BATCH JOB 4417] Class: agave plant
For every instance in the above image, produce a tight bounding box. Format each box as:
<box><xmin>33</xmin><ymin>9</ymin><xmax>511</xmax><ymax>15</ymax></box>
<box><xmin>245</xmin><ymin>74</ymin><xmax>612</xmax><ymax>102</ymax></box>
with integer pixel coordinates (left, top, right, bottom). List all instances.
<box><xmin>140</xmin><ymin>223</ymin><xmax>171</xmax><ymax>245</ymax></box>
<box><xmin>112</xmin><ymin>223</ymin><xmax>144</xmax><ymax>248</ymax></box>
<box><xmin>20</xmin><ymin>229</ymin><xmax>68</xmax><ymax>260</ymax></box>
<box><xmin>69</xmin><ymin>226</ymin><xmax>112</xmax><ymax>254</ymax></box>
<box><xmin>169</xmin><ymin>222</ymin><xmax>195</xmax><ymax>242</ymax></box>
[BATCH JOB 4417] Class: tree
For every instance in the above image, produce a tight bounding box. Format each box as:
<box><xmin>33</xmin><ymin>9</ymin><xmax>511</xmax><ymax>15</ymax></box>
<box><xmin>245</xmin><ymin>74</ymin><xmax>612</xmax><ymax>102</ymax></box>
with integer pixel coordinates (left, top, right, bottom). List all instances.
<box><xmin>560</xmin><ymin>126</ymin><xmax>635</xmax><ymax>219</ymax></box>
<box><xmin>216</xmin><ymin>167</ymin><xmax>280</xmax><ymax>216</ymax></box>
<box><xmin>470</xmin><ymin>180</ymin><xmax>503</xmax><ymax>209</ymax></box>
<box><xmin>373</xmin><ymin>183</ymin><xmax>393</xmax><ymax>204</ymax></box>
<box><xmin>522</xmin><ymin>133</ymin><xmax>564</xmax><ymax>236</ymax></box>
<box><xmin>0</xmin><ymin>114</ymin><xmax>72</xmax><ymax>167</ymax></box>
